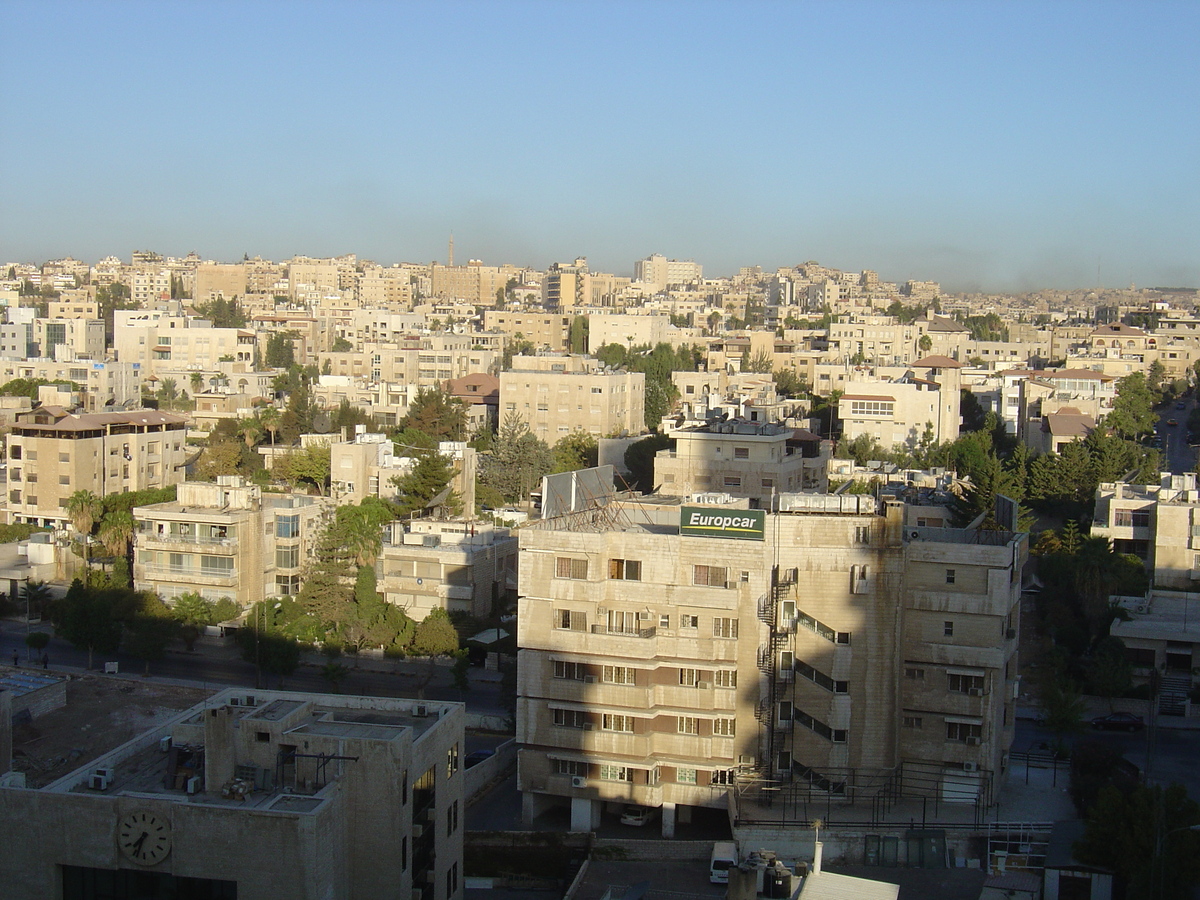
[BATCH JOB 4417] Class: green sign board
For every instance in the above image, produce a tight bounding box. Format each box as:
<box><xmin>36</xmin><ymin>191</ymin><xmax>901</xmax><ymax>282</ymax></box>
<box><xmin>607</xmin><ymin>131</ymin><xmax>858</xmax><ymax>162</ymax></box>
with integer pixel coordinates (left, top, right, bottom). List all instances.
<box><xmin>680</xmin><ymin>506</ymin><xmax>766</xmax><ymax>541</ymax></box>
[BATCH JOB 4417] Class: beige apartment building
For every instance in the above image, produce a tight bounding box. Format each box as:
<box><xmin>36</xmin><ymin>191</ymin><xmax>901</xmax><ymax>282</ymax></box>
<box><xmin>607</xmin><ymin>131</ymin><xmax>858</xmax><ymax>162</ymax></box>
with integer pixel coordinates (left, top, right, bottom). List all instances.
<box><xmin>378</xmin><ymin>519</ymin><xmax>518</xmax><ymax>620</ymax></box>
<box><xmin>0</xmin><ymin>688</ymin><xmax>465</xmax><ymax>900</ymax></box>
<box><xmin>6</xmin><ymin>408</ymin><xmax>188</xmax><ymax>528</ymax></box>
<box><xmin>47</xmin><ymin>296</ymin><xmax>99</xmax><ymax>319</ymax></box>
<box><xmin>33</xmin><ymin>317</ymin><xmax>105</xmax><ymax>361</ymax></box>
<box><xmin>482</xmin><ymin>310</ymin><xmax>572</xmax><ymax>352</ymax></box>
<box><xmin>114</xmin><ymin>314</ymin><xmax>257</xmax><ymax>377</ymax></box>
<box><xmin>133</xmin><ymin>477</ymin><xmax>326</xmax><ymax>608</ymax></box>
<box><xmin>655</xmin><ymin>421</ymin><xmax>829</xmax><ymax>504</ymax></box>
<box><xmin>318</xmin><ymin>335</ymin><xmax>498</xmax><ymax>387</ymax></box>
<box><xmin>1091</xmin><ymin>472</ymin><xmax>1200</xmax><ymax>591</ymax></box>
<box><xmin>500</xmin><ymin>357</ymin><xmax>645</xmax><ymax>441</ymax></box>
<box><xmin>838</xmin><ymin>356</ymin><xmax>962</xmax><ymax>449</ymax></box>
<box><xmin>0</xmin><ymin>358</ymin><xmax>142</xmax><ymax>411</ymax></box>
<box><xmin>516</xmin><ymin>494</ymin><xmax>1024</xmax><ymax>836</ymax></box>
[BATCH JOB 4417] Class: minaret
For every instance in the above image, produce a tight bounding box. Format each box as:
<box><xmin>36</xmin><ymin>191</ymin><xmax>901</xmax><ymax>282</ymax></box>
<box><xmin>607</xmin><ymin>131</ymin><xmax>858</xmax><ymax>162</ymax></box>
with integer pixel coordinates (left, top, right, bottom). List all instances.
<box><xmin>448</xmin><ymin>233</ymin><xmax>454</xmax><ymax>268</ymax></box>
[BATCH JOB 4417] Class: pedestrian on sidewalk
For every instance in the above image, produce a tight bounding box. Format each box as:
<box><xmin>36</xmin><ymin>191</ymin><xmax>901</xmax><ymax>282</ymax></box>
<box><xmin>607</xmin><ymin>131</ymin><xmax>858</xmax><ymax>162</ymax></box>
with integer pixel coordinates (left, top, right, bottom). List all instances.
<box><xmin>11</xmin><ymin>650</ymin><xmax>17</xmax><ymax>667</ymax></box>
<box><xmin>42</xmin><ymin>653</ymin><xmax>49</xmax><ymax>670</ymax></box>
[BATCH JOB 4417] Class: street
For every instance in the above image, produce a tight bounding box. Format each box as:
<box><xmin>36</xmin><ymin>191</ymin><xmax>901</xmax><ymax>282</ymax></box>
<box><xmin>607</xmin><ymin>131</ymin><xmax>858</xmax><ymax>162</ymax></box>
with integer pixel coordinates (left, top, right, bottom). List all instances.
<box><xmin>1156</xmin><ymin>397</ymin><xmax>1196</xmax><ymax>474</ymax></box>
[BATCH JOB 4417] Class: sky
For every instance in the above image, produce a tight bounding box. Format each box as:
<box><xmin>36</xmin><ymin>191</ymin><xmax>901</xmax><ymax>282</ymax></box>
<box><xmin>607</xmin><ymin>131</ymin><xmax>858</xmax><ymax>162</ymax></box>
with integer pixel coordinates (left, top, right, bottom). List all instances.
<box><xmin>1</xmin><ymin>0</ymin><xmax>1197</xmax><ymax>292</ymax></box>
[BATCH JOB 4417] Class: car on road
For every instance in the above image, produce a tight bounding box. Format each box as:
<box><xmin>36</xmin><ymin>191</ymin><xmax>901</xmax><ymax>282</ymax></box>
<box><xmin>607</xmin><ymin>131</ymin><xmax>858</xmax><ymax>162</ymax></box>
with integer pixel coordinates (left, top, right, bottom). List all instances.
<box><xmin>619</xmin><ymin>805</ymin><xmax>656</xmax><ymax>826</ymax></box>
<box><xmin>1167</xmin><ymin>418</ymin><xmax>1179</xmax><ymax>426</ymax></box>
<box><xmin>1176</xmin><ymin>402</ymin><xmax>1187</xmax><ymax>410</ymax></box>
<box><xmin>1090</xmin><ymin>712</ymin><xmax>1145</xmax><ymax>732</ymax></box>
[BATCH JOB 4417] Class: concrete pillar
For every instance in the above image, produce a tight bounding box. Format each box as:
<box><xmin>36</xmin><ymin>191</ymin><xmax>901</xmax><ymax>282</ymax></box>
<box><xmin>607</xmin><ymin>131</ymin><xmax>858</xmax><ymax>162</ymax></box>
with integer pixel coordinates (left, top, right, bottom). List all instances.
<box><xmin>661</xmin><ymin>801</ymin><xmax>676</xmax><ymax>838</ymax></box>
<box><xmin>677</xmin><ymin>804</ymin><xmax>693</xmax><ymax>825</ymax></box>
<box><xmin>521</xmin><ymin>790</ymin><xmax>557</xmax><ymax>825</ymax></box>
<box><xmin>570</xmin><ymin>796</ymin><xmax>599</xmax><ymax>832</ymax></box>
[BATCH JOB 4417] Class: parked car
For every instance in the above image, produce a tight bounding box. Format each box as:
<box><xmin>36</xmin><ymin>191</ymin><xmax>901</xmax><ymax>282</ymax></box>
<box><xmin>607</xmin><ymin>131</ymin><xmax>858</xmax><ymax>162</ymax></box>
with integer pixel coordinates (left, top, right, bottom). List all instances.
<box><xmin>1090</xmin><ymin>712</ymin><xmax>1145</xmax><ymax>732</ymax></box>
<box><xmin>619</xmin><ymin>805</ymin><xmax>656</xmax><ymax>826</ymax></box>
<box><xmin>1167</xmin><ymin>418</ymin><xmax>1179</xmax><ymax>426</ymax></box>
<box><xmin>464</xmin><ymin>749</ymin><xmax>495</xmax><ymax>769</ymax></box>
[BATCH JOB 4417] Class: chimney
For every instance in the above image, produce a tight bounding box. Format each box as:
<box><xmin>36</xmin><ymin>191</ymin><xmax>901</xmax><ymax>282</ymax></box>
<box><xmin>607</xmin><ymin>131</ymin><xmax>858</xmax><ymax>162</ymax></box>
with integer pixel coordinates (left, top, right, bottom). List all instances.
<box><xmin>812</xmin><ymin>841</ymin><xmax>823</xmax><ymax>875</ymax></box>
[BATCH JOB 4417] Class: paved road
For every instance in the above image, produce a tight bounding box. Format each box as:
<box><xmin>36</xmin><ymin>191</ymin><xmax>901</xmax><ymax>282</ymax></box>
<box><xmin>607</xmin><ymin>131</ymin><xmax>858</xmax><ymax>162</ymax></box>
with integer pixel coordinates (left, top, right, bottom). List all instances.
<box><xmin>1157</xmin><ymin>397</ymin><xmax>1196</xmax><ymax>474</ymax></box>
<box><xmin>0</xmin><ymin>617</ymin><xmax>510</xmax><ymax>717</ymax></box>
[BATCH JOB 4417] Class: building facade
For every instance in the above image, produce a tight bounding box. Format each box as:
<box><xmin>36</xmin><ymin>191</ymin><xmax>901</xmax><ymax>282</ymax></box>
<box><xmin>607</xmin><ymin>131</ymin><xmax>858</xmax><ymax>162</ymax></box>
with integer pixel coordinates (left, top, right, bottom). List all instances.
<box><xmin>516</xmin><ymin>495</ymin><xmax>1024</xmax><ymax>836</ymax></box>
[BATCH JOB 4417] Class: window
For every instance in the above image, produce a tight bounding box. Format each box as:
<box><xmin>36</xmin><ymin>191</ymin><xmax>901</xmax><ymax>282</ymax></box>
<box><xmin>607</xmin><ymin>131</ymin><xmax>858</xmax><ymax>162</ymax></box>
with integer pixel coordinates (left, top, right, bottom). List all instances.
<box><xmin>677</xmin><ymin>767</ymin><xmax>697</xmax><ymax>784</ymax></box>
<box><xmin>948</xmin><ymin>673</ymin><xmax>985</xmax><ymax>694</ymax></box>
<box><xmin>276</xmin><ymin>515</ymin><xmax>300</xmax><ymax>538</ymax></box>
<box><xmin>446</xmin><ymin>799</ymin><xmax>459</xmax><ymax>836</ymax></box>
<box><xmin>606</xmin><ymin>610</ymin><xmax>641</xmax><ymax>634</ymax></box>
<box><xmin>276</xmin><ymin>574</ymin><xmax>300</xmax><ymax>595</ymax></box>
<box><xmin>554</xmin><ymin>660</ymin><xmax>586</xmax><ymax>680</ymax></box>
<box><xmin>715</xmin><ymin>670</ymin><xmax>737</xmax><ymax>688</ymax></box>
<box><xmin>943</xmin><ymin>621</ymin><xmax>954</xmax><ymax>637</ymax></box>
<box><xmin>679</xmin><ymin>668</ymin><xmax>699</xmax><ymax>687</ymax></box>
<box><xmin>734</xmin><ymin>447</ymin><xmax>749</xmax><ymax>459</ymax></box>
<box><xmin>723</xmin><ymin>476</ymin><xmax>742</xmax><ymax>488</ymax></box>
<box><xmin>603</xmin><ymin>665</ymin><xmax>635</xmax><ymax>685</ymax></box>
<box><xmin>59</xmin><ymin>475</ymin><xmax>70</xmax><ymax>485</ymax></box>
<box><xmin>945</xmin><ymin>568</ymin><xmax>956</xmax><ymax>585</ymax></box>
<box><xmin>849</xmin><ymin>399</ymin><xmax>894</xmax><ymax>417</ymax></box>
<box><xmin>777</xmin><ymin>701</ymin><xmax>793</xmax><ymax>723</ymax></box>
<box><xmin>693</xmin><ymin>565</ymin><xmax>727</xmax><ymax>587</ymax></box>
<box><xmin>713</xmin><ymin>618</ymin><xmax>738</xmax><ymax>639</ymax></box>
<box><xmin>58</xmin><ymin>452</ymin><xmax>70</xmax><ymax>463</ymax></box>
<box><xmin>553</xmin><ymin>708</ymin><xmax>587</xmax><ymax>728</ymax></box>
<box><xmin>659</xmin><ymin>614</ymin><xmax>670</xmax><ymax>629</ymax></box>
<box><xmin>677</xmin><ymin>716</ymin><xmax>699</xmax><ymax>735</ymax></box>
<box><xmin>602</xmin><ymin>714</ymin><xmax>634</xmax><ymax>732</ymax></box>
<box><xmin>554</xmin><ymin>759</ymin><xmax>587</xmax><ymax>777</ymax></box>
<box><xmin>761</xmin><ymin>478</ymin><xmax>774</xmax><ymax>489</ymax></box>
<box><xmin>711</xmin><ymin>768</ymin><xmax>734</xmax><ymax>784</ymax></box>
<box><xmin>855</xmin><ymin>525</ymin><xmax>870</xmax><ymax>544</ymax></box>
<box><xmin>446</xmin><ymin>862</ymin><xmax>458</xmax><ymax>898</ymax></box>
<box><xmin>904</xmin><ymin>716</ymin><xmax>923</xmax><ymax>729</ymax></box>
<box><xmin>946</xmin><ymin>721</ymin><xmax>982</xmax><ymax>743</ymax></box>
<box><xmin>276</xmin><ymin>546</ymin><xmax>300</xmax><ymax>569</ymax></box>
<box><xmin>905</xmin><ymin>667</ymin><xmax>925</xmax><ymax>680</ymax></box>
<box><xmin>608</xmin><ymin>558</ymin><xmax>642</xmax><ymax>580</ymax></box>
<box><xmin>599</xmin><ymin>764</ymin><xmax>632</xmax><ymax>782</ymax></box>
<box><xmin>557</xmin><ymin>610</ymin><xmax>586</xmax><ymax>631</ymax></box>
<box><xmin>713</xmin><ymin>718</ymin><xmax>736</xmax><ymax>737</ymax></box>
<box><xmin>8</xmin><ymin>446</ymin><xmax>18</xmax><ymax>459</ymax></box>
<box><xmin>680</xmin><ymin>614</ymin><xmax>698</xmax><ymax>629</ymax></box>
<box><xmin>447</xmin><ymin>743</ymin><xmax>459</xmax><ymax>777</ymax></box>
<box><xmin>1113</xmin><ymin>509</ymin><xmax>1151</xmax><ymax>527</ymax></box>
<box><xmin>555</xmin><ymin>557</ymin><xmax>588</xmax><ymax>580</ymax></box>
<box><xmin>201</xmin><ymin>556</ymin><xmax>234</xmax><ymax>574</ymax></box>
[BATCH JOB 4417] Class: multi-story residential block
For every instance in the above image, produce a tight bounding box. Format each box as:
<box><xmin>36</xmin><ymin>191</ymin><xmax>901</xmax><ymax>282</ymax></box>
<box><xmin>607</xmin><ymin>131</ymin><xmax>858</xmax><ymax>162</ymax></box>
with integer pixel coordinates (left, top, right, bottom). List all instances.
<box><xmin>655</xmin><ymin>421</ymin><xmax>829</xmax><ymax>503</ymax></box>
<box><xmin>500</xmin><ymin>356</ymin><xmax>645</xmax><ymax>441</ymax></box>
<box><xmin>133</xmin><ymin>477</ymin><xmax>325</xmax><ymax>608</ymax></box>
<box><xmin>32</xmin><ymin>317</ymin><xmax>105</xmax><ymax>361</ymax></box>
<box><xmin>516</xmin><ymin>494</ymin><xmax>1024</xmax><ymax>835</ymax></box>
<box><xmin>379</xmin><ymin>518</ymin><xmax>518</xmax><ymax>620</ymax></box>
<box><xmin>445</xmin><ymin>373</ymin><xmax>499</xmax><ymax>434</ymax></box>
<box><xmin>481</xmin><ymin>310</ymin><xmax>571</xmax><ymax>352</ymax></box>
<box><xmin>997</xmin><ymin>368</ymin><xmax>1116</xmax><ymax>440</ymax></box>
<box><xmin>318</xmin><ymin>335</ymin><xmax>499</xmax><ymax>387</ymax></box>
<box><xmin>114</xmin><ymin>314</ymin><xmax>256</xmax><ymax>376</ymax></box>
<box><xmin>6</xmin><ymin>408</ymin><xmax>188</xmax><ymax>528</ymax></box>
<box><xmin>47</xmin><ymin>295</ymin><xmax>99</xmax><ymax>319</ymax></box>
<box><xmin>192</xmin><ymin>262</ymin><xmax>249</xmax><ymax>303</ymax></box>
<box><xmin>0</xmin><ymin>358</ymin><xmax>142</xmax><ymax>411</ymax></box>
<box><xmin>0</xmin><ymin>687</ymin><xmax>466</xmax><ymax>900</ymax></box>
<box><xmin>1091</xmin><ymin>472</ymin><xmax>1200</xmax><ymax>591</ymax></box>
<box><xmin>633</xmin><ymin>254</ymin><xmax>703</xmax><ymax>292</ymax></box>
<box><xmin>838</xmin><ymin>356</ymin><xmax>962</xmax><ymax>448</ymax></box>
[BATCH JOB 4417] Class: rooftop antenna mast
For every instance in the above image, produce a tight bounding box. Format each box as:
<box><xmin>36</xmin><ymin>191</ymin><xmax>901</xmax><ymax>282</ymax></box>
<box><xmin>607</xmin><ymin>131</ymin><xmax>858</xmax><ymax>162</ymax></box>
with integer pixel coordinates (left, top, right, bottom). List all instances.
<box><xmin>448</xmin><ymin>233</ymin><xmax>454</xmax><ymax>268</ymax></box>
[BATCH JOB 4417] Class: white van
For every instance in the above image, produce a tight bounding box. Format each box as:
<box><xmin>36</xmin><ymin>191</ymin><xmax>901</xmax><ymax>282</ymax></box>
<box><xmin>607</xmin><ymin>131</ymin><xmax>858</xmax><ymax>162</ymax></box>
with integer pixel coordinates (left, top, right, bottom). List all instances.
<box><xmin>710</xmin><ymin>841</ymin><xmax>738</xmax><ymax>884</ymax></box>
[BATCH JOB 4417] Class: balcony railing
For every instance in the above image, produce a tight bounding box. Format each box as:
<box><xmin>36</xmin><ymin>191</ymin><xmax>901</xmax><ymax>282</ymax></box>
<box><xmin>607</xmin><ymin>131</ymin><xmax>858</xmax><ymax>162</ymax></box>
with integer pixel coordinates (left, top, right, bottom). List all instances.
<box><xmin>140</xmin><ymin>565</ymin><xmax>237</xmax><ymax>580</ymax></box>
<box><xmin>138</xmin><ymin>532</ymin><xmax>237</xmax><ymax>548</ymax></box>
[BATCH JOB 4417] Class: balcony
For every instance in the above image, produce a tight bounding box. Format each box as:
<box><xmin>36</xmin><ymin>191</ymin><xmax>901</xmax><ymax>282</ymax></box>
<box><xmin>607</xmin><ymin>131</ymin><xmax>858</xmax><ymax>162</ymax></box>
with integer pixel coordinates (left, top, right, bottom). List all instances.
<box><xmin>138</xmin><ymin>534</ymin><xmax>238</xmax><ymax>552</ymax></box>
<box><xmin>138</xmin><ymin>564</ymin><xmax>237</xmax><ymax>585</ymax></box>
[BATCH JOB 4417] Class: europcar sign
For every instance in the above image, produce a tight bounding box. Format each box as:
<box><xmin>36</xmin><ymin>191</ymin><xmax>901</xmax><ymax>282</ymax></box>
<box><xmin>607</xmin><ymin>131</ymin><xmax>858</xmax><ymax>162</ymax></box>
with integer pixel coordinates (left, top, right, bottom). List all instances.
<box><xmin>680</xmin><ymin>506</ymin><xmax>765</xmax><ymax>541</ymax></box>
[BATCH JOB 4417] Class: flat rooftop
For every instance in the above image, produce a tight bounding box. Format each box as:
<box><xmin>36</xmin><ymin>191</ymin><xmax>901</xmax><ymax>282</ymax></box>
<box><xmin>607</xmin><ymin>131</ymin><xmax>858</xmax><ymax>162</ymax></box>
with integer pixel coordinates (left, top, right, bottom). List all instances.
<box><xmin>0</xmin><ymin>669</ymin><xmax>65</xmax><ymax>699</ymax></box>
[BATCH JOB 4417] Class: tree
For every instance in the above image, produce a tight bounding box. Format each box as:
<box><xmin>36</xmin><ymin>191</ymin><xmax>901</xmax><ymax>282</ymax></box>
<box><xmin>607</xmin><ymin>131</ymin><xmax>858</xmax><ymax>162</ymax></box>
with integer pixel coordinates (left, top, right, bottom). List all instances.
<box><xmin>623</xmin><ymin>433</ymin><xmax>673</xmax><ymax>493</ymax></box>
<box><xmin>479</xmin><ymin>414</ymin><xmax>552</xmax><ymax>503</ymax></box>
<box><xmin>275</xmin><ymin>444</ymin><xmax>331</xmax><ymax>495</ymax></box>
<box><xmin>1087</xmin><ymin>636</ymin><xmax>1133</xmax><ymax>712</ymax></box>
<box><xmin>411</xmin><ymin>608</ymin><xmax>460</xmax><ymax>657</ymax></box>
<box><xmin>21</xmin><ymin>580</ymin><xmax>52</xmax><ymax>620</ymax></box>
<box><xmin>189</xmin><ymin>371</ymin><xmax>204</xmax><ymax>395</ymax></box>
<box><xmin>123</xmin><ymin>594</ymin><xmax>176</xmax><ymax>676</ymax></box>
<box><xmin>265</xmin><ymin>331</ymin><xmax>297</xmax><ymax>369</ymax></box>
<box><xmin>172</xmin><ymin>591</ymin><xmax>214</xmax><ymax>627</ymax></box>
<box><xmin>51</xmin><ymin>579</ymin><xmax>127</xmax><ymax>669</ymax></box>
<box><xmin>391</xmin><ymin>451</ymin><xmax>458</xmax><ymax>517</ymax></box>
<box><xmin>258</xmin><ymin>406</ymin><xmax>281</xmax><ymax>445</ymax></box>
<box><xmin>1106</xmin><ymin>372</ymin><xmax>1159</xmax><ymax>438</ymax></box>
<box><xmin>1038</xmin><ymin>675</ymin><xmax>1086</xmax><ymax>756</ymax></box>
<box><xmin>398</xmin><ymin>388</ymin><xmax>468</xmax><ymax>442</ymax></box>
<box><xmin>320</xmin><ymin>660</ymin><xmax>351</xmax><ymax>692</ymax></box>
<box><xmin>569</xmin><ymin>316</ymin><xmax>588</xmax><ymax>354</ymax></box>
<box><xmin>742</xmin><ymin>348</ymin><xmax>774</xmax><ymax>373</ymax></box>
<box><xmin>551</xmin><ymin>432</ymin><xmax>598</xmax><ymax>473</ymax></box>
<box><xmin>65</xmin><ymin>490</ymin><xmax>102</xmax><ymax>538</ymax></box>
<box><xmin>773</xmin><ymin>368</ymin><xmax>806</xmax><ymax>398</ymax></box>
<box><xmin>918</xmin><ymin>334</ymin><xmax>933</xmax><ymax>352</ymax></box>
<box><xmin>98</xmin><ymin>510</ymin><xmax>135</xmax><ymax>560</ymax></box>
<box><xmin>331</xmin><ymin>336</ymin><xmax>353</xmax><ymax>352</ymax></box>
<box><xmin>25</xmin><ymin>631</ymin><xmax>50</xmax><ymax>655</ymax></box>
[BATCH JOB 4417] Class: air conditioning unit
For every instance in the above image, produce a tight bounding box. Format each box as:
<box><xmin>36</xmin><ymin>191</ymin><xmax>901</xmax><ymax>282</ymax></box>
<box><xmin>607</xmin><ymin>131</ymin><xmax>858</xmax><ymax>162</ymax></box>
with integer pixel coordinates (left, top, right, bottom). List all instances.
<box><xmin>186</xmin><ymin>775</ymin><xmax>202</xmax><ymax>794</ymax></box>
<box><xmin>571</xmin><ymin>776</ymin><xmax>587</xmax><ymax>788</ymax></box>
<box><xmin>412</xmin><ymin>824</ymin><xmax>424</xmax><ymax>838</ymax></box>
<box><xmin>582</xmin><ymin>722</ymin><xmax>594</xmax><ymax>731</ymax></box>
<box><xmin>725</xmin><ymin>581</ymin><xmax>738</xmax><ymax>590</ymax></box>
<box><xmin>910</xmin><ymin>530</ymin><xmax>920</xmax><ymax>539</ymax></box>
<box><xmin>413</xmin><ymin>704</ymin><xmax>428</xmax><ymax>718</ymax></box>
<box><xmin>1136</xmin><ymin>604</ymin><xmax>1149</xmax><ymax>614</ymax></box>
<box><xmin>963</xmin><ymin>761</ymin><xmax>979</xmax><ymax>773</ymax></box>
<box><xmin>584</xmin><ymin>675</ymin><xmax>597</xmax><ymax>684</ymax></box>
<box><xmin>89</xmin><ymin>774</ymin><xmax>111</xmax><ymax>791</ymax></box>
<box><xmin>697</xmin><ymin>681</ymin><xmax>711</xmax><ymax>690</ymax></box>
<box><xmin>965</xmin><ymin>737</ymin><xmax>980</xmax><ymax>746</ymax></box>
<box><xmin>159</xmin><ymin>736</ymin><xmax>172</xmax><ymax>753</ymax></box>
<box><xmin>968</xmin><ymin>688</ymin><xmax>983</xmax><ymax>697</ymax></box>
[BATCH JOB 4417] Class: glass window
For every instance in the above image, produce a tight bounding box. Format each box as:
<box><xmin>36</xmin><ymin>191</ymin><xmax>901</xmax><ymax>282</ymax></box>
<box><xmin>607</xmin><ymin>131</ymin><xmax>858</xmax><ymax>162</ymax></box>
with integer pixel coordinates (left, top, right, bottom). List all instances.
<box><xmin>602</xmin><ymin>714</ymin><xmax>634</xmax><ymax>732</ymax></box>
<box><xmin>555</xmin><ymin>557</ymin><xmax>588</xmax><ymax>579</ymax></box>
<box><xmin>677</xmin><ymin>767</ymin><xmax>697</xmax><ymax>784</ymax></box>
<box><xmin>713</xmin><ymin>718</ymin><xmax>736</xmax><ymax>736</ymax></box>
<box><xmin>608</xmin><ymin>558</ymin><xmax>641</xmax><ymax>580</ymax></box>
<box><xmin>677</xmin><ymin>716</ymin><xmax>699</xmax><ymax>735</ymax></box>
<box><xmin>554</xmin><ymin>660</ymin><xmax>586</xmax><ymax>680</ymax></box>
<box><xmin>276</xmin><ymin>515</ymin><xmax>300</xmax><ymax>538</ymax></box>
<box><xmin>713</xmin><ymin>618</ymin><xmax>738</xmax><ymax>639</ymax></box>
<box><xmin>276</xmin><ymin>545</ymin><xmax>300</xmax><ymax>569</ymax></box>
<box><xmin>693</xmin><ymin>565</ymin><xmax>727</xmax><ymax>587</ymax></box>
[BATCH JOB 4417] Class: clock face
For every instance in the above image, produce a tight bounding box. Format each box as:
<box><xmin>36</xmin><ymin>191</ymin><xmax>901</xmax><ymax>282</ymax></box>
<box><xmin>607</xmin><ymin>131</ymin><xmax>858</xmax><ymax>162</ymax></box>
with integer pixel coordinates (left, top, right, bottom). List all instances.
<box><xmin>118</xmin><ymin>810</ymin><xmax>172</xmax><ymax>866</ymax></box>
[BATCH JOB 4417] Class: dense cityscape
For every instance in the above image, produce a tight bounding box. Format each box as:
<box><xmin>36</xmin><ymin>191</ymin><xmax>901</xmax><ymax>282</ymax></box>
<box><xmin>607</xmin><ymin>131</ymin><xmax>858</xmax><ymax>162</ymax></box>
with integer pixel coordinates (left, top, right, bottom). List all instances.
<box><xmin>0</xmin><ymin>246</ymin><xmax>1196</xmax><ymax>899</ymax></box>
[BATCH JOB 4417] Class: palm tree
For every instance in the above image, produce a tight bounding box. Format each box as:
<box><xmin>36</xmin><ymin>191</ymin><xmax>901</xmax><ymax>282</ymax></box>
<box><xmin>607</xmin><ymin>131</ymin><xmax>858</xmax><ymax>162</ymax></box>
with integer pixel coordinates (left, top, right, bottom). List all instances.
<box><xmin>98</xmin><ymin>510</ymin><xmax>135</xmax><ymax>560</ymax></box>
<box><xmin>239</xmin><ymin>417</ymin><xmax>262</xmax><ymax>450</ymax></box>
<box><xmin>190</xmin><ymin>371</ymin><xmax>204</xmax><ymax>395</ymax></box>
<box><xmin>65</xmin><ymin>489</ymin><xmax>102</xmax><ymax>576</ymax></box>
<box><xmin>258</xmin><ymin>406</ymin><xmax>281</xmax><ymax>445</ymax></box>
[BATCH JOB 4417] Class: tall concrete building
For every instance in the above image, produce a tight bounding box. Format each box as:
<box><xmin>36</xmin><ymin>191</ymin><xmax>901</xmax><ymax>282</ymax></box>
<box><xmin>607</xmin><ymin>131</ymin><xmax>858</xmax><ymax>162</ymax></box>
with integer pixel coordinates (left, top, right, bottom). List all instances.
<box><xmin>516</xmin><ymin>494</ymin><xmax>1024</xmax><ymax>836</ymax></box>
<box><xmin>0</xmin><ymin>688</ymin><xmax>466</xmax><ymax>900</ymax></box>
<box><xmin>500</xmin><ymin>356</ymin><xmax>645</xmax><ymax>441</ymax></box>
<box><xmin>633</xmin><ymin>254</ymin><xmax>703</xmax><ymax>292</ymax></box>
<box><xmin>6</xmin><ymin>408</ymin><xmax>188</xmax><ymax>528</ymax></box>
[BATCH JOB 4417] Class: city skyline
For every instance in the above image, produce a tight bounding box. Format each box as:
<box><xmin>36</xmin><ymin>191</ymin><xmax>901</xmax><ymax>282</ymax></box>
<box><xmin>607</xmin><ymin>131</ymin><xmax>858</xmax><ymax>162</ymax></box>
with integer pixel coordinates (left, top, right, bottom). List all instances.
<box><xmin>2</xmin><ymin>1</ymin><xmax>1197</xmax><ymax>293</ymax></box>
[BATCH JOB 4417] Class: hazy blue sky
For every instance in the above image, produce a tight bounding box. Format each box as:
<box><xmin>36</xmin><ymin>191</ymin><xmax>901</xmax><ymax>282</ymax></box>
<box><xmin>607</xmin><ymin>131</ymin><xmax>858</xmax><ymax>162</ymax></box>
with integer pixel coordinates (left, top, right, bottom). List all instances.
<box><xmin>2</xmin><ymin>0</ymin><xmax>1197</xmax><ymax>291</ymax></box>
